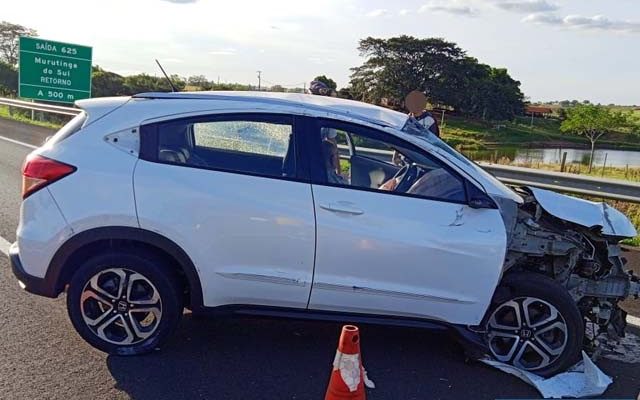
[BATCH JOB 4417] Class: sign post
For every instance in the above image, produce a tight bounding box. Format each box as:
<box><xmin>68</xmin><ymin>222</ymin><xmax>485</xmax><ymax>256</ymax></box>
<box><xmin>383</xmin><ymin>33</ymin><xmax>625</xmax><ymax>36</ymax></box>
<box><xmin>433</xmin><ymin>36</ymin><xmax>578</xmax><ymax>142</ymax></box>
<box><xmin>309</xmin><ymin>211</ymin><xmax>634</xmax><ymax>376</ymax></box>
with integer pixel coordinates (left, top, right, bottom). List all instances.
<box><xmin>18</xmin><ymin>36</ymin><xmax>92</xmax><ymax>104</ymax></box>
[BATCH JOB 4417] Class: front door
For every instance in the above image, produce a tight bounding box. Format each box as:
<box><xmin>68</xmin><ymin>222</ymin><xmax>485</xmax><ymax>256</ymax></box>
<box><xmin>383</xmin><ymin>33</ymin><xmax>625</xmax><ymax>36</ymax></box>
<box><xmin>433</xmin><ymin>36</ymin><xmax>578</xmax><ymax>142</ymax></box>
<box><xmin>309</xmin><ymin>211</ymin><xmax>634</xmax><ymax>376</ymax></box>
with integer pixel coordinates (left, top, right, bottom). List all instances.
<box><xmin>306</xmin><ymin>119</ymin><xmax>507</xmax><ymax>325</ymax></box>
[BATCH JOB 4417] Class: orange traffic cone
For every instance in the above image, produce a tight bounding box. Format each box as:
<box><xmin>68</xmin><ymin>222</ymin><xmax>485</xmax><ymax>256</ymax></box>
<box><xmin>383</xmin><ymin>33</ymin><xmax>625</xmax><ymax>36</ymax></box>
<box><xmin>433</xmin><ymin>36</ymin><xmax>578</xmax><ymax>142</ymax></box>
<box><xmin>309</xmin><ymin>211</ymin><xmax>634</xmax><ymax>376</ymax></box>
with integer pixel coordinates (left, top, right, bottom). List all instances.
<box><xmin>325</xmin><ymin>325</ymin><xmax>375</xmax><ymax>400</ymax></box>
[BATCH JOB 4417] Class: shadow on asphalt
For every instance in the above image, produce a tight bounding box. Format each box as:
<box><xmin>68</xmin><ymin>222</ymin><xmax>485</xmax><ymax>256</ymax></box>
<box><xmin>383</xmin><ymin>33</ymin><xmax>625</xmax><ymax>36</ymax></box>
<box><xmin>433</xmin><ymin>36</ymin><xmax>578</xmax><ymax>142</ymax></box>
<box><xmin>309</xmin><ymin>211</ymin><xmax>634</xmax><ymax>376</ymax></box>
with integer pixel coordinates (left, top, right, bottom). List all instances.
<box><xmin>106</xmin><ymin>314</ymin><xmax>539</xmax><ymax>400</ymax></box>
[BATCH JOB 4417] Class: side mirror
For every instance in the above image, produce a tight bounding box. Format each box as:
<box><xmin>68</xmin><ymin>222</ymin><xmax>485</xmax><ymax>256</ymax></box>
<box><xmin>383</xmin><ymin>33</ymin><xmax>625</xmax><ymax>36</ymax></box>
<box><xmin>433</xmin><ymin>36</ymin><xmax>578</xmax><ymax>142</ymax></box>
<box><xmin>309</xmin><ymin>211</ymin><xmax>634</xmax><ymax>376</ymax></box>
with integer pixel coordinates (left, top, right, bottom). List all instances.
<box><xmin>466</xmin><ymin>180</ymin><xmax>498</xmax><ymax>209</ymax></box>
<box><xmin>469</xmin><ymin>196</ymin><xmax>497</xmax><ymax>209</ymax></box>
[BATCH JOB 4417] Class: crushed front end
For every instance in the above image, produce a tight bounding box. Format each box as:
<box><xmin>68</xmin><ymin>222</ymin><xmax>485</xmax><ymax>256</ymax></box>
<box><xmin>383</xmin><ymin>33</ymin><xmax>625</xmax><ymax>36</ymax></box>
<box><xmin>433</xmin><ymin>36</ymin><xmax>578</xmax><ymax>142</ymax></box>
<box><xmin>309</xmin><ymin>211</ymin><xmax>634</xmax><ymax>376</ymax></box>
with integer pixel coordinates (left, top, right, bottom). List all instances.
<box><xmin>504</xmin><ymin>187</ymin><xmax>640</xmax><ymax>353</ymax></box>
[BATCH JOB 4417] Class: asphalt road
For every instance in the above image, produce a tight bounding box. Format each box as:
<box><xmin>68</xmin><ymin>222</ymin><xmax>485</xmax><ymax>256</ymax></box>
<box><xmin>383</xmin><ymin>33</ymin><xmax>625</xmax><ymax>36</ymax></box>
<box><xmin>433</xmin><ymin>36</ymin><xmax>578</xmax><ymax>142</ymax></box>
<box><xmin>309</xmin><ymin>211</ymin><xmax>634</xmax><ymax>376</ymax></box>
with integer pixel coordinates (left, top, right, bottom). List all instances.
<box><xmin>0</xmin><ymin>117</ymin><xmax>639</xmax><ymax>400</ymax></box>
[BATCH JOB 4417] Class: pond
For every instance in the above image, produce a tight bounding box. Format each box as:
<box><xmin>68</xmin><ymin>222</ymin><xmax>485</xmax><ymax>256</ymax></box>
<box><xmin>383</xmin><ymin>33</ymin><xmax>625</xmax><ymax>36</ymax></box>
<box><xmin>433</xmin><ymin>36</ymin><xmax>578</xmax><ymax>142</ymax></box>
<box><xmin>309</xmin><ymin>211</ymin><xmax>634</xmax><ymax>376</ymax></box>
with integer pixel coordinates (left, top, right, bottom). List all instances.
<box><xmin>464</xmin><ymin>147</ymin><xmax>640</xmax><ymax>168</ymax></box>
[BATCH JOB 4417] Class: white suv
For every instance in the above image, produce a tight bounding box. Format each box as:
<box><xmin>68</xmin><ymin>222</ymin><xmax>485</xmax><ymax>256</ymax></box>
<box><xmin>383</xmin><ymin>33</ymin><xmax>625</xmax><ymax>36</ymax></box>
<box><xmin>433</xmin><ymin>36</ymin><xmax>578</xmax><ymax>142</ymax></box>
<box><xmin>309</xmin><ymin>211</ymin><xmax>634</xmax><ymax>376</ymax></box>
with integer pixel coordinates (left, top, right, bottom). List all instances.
<box><xmin>10</xmin><ymin>92</ymin><xmax>639</xmax><ymax>376</ymax></box>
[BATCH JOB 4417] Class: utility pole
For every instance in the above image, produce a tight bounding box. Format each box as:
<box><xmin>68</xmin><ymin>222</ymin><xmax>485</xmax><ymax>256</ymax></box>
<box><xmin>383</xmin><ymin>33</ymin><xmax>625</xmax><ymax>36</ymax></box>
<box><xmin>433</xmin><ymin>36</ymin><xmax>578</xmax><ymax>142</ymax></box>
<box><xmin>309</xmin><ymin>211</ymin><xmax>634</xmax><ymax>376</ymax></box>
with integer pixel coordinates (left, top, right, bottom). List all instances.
<box><xmin>257</xmin><ymin>70</ymin><xmax>262</xmax><ymax>91</ymax></box>
<box><xmin>530</xmin><ymin>111</ymin><xmax>534</xmax><ymax>128</ymax></box>
<box><xmin>303</xmin><ymin>82</ymin><xmax>306</xmax><ymax>94</ymax></box>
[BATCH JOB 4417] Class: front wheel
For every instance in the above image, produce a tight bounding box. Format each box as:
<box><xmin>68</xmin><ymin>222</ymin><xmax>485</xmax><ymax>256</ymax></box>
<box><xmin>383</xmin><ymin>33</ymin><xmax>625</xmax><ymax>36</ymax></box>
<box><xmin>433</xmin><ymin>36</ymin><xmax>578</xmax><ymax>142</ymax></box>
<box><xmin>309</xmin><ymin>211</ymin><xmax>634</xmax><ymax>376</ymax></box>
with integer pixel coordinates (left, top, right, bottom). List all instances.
<box><xmin>66</xmin><ymin>250</ymin><xmax>183</xmax><ymax>355</ymax></box>
<box><xmin>484</xmin><ymin>273</ymin><xmax>583</xmax><ymax>377</ymax></box>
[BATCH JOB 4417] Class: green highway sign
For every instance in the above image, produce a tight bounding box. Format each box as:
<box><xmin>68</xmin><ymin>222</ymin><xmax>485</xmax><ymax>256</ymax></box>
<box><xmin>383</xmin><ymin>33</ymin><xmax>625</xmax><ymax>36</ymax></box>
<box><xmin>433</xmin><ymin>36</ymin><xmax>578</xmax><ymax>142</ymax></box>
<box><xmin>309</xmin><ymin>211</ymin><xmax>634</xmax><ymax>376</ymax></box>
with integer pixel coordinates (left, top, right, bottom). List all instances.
<box><xmin>18</xmin><ymin>36</ymin><xmax>92</xmax><ymax>104</ymax></box>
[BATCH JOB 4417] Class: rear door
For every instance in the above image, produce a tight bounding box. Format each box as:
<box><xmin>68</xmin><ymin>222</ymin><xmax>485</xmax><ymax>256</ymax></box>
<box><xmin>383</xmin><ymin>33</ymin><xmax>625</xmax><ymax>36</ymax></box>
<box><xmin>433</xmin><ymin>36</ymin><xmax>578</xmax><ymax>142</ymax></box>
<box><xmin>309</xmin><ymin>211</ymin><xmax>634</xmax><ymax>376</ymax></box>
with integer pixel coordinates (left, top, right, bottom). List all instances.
<box><xmin>135</xmin><ymin>113</ymin><xmax>316</xmax><ymax>309</ymax></box>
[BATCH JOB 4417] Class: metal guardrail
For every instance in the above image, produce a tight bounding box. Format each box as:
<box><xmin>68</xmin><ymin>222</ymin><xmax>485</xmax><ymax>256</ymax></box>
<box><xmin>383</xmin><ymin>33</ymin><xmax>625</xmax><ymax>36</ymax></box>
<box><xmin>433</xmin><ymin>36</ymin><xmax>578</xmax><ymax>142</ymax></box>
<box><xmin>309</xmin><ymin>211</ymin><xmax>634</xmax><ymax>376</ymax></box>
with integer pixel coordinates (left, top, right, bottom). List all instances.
<box><xmin>0</xmin><ymin>97</ymin><xmax>81</xmax><ymax>116</ymax></box>
<box><xmin>481</xmin><ymin>163</ymin><xmax>640</xmax><ymax>203</ymax></box>
<box><xmin>1</xmin><ymin>97</ymin><xmax>639</xmax><ymax>203</ymax></box>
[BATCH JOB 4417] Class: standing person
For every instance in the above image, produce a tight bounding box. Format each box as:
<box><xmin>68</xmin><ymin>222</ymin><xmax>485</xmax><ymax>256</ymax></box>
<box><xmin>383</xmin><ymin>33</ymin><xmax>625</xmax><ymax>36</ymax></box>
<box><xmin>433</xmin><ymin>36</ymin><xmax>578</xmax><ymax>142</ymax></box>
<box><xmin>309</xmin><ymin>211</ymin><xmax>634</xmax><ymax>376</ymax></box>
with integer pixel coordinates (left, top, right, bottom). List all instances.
<box><xmin>404</xmin><ymin>90</ymin><xmax>441</xmax><ymax>137</ymax></box>
<box><xmin>415</xmin><ymin>109</ymin><xmax>440</xmax><ymax>137</ymax></box>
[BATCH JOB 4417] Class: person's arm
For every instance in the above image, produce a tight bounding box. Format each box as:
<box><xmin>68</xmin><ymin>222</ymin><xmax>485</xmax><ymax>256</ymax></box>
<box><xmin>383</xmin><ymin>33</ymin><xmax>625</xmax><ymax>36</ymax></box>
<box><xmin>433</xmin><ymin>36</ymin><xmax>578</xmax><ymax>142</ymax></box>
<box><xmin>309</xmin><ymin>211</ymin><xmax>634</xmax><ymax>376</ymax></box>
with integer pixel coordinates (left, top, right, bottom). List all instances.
<box><xmin>379</xmin><ymin>176</ymin><xmax>400</xmax><ymax>191</ymax></box>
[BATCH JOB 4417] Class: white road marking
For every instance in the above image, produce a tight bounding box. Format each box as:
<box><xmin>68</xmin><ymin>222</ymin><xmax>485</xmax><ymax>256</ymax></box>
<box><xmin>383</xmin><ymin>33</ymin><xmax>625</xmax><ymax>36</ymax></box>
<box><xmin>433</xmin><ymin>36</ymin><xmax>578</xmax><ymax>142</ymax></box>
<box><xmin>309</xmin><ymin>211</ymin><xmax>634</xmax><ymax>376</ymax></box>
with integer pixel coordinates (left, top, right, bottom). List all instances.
<box><xmin>0</xmin><ymin>234</ymin><xmax>11</xmax><ymax>256</ymax></box>
<box><xmin>0</xmin><ymin>135</ymin><xmax>37</xmax><ymax>149</ymax></box>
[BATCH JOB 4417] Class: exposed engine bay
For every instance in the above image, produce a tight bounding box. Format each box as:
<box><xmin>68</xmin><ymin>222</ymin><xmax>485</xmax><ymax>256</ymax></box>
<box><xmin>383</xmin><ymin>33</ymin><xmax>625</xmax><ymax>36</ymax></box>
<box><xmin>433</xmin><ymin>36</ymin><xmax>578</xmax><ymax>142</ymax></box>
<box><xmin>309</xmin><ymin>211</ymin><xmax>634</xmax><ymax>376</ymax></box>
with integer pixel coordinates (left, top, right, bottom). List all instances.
<box><xmin>503</xmin><ymin>187</ymin><xmax>640</xmax><ymax>353</ymax></box>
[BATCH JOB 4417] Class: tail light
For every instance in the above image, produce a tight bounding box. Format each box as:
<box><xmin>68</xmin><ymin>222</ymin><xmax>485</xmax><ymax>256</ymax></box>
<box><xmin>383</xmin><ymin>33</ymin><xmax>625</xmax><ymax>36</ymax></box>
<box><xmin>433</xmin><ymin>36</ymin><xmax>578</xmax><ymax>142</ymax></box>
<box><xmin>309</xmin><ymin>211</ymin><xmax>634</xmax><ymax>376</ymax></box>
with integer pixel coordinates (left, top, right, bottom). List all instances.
<box><xmin>22</xmin><ymin>154</ymin><xmax>76</xmax><ymax>199</ymax></box>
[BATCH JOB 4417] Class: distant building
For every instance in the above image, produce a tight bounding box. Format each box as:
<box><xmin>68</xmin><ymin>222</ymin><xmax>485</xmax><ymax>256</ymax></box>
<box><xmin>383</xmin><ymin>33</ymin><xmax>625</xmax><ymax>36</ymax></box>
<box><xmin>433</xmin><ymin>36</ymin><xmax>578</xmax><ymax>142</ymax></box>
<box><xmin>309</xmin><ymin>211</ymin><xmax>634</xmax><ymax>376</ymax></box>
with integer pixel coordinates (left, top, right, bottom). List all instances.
<box><xmin>525</xmin><ymin>105</ymin><xmax>553</xmax><ymax>117</ymax></box>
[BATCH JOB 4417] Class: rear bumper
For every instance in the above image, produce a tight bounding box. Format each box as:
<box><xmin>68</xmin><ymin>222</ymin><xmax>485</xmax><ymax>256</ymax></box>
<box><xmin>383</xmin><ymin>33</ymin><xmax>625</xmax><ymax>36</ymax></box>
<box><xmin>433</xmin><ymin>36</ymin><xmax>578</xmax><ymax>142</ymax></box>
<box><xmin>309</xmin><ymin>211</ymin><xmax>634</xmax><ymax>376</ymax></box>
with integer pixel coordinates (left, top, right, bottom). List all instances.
<box><xmin>9</xmin><ymin>242</ymin><xmax>58</xmax><ymax>298</ymax></box>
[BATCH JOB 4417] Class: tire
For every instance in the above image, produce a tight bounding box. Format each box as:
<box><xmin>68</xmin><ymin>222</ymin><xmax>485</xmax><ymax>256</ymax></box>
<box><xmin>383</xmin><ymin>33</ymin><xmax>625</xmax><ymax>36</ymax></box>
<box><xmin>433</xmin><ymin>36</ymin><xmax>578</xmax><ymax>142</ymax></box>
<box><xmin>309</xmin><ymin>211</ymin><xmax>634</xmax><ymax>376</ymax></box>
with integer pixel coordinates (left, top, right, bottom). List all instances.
<box><xmin>484</xmin><ymin>272</ymin><xmax>583</xmax><ymax>377</ymax></box>
<box><xmin>66</xmin><ymin>249</ymin><xmax>183</xmax><ymax>355</ymax></box>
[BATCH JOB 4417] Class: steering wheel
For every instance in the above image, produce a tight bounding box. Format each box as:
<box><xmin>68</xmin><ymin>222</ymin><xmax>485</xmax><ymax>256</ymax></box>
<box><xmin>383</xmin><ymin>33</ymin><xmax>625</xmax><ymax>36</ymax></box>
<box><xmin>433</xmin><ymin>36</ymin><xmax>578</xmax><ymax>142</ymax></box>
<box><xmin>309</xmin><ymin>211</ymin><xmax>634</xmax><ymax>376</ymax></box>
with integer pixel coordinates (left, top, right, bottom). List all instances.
<box><xmin>392</xmin><ymin>163</ymin><xmax>419</xmax><ymax>193</ymax></box>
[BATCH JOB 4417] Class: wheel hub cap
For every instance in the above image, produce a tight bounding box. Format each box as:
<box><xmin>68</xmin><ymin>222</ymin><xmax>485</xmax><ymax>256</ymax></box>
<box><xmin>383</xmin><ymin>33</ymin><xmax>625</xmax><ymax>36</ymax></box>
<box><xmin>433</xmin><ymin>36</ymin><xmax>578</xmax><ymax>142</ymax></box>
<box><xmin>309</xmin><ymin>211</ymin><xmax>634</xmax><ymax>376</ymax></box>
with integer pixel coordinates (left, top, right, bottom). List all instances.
<box><xmin>486</xmin><ymin>296</ymin><xmax>568</xmax><ymax>371</ymax></box>
<box><xmin>80</xmin><ymin>267</ymin><xmax>163</xmax><ymax>345</ymax></box>
<box><xmin>116</xmin><ymin>300</ymin><xmax>128</xmax><ymax>313</ymax></box>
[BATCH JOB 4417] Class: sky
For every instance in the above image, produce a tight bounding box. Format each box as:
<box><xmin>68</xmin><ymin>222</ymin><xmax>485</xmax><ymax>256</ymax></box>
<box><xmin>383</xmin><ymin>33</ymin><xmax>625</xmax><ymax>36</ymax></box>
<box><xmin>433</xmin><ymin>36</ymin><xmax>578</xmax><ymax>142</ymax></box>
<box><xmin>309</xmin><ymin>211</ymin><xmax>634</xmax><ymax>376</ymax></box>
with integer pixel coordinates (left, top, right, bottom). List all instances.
<box><xmin>4</xmin><ymin>0</ymin><xmax>640</xmax><ymax>104</ymax></box>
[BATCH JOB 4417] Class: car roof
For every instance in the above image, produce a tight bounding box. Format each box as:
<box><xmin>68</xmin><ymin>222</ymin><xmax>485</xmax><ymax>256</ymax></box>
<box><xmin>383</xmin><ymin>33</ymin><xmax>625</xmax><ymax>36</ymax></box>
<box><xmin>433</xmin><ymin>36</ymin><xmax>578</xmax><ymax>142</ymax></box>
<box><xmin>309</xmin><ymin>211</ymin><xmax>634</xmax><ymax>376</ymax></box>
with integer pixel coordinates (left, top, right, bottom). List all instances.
<box><xmin>132</xmin><ymin>91</ymin><xmax>409</xmax><ymax>129</ymax></box>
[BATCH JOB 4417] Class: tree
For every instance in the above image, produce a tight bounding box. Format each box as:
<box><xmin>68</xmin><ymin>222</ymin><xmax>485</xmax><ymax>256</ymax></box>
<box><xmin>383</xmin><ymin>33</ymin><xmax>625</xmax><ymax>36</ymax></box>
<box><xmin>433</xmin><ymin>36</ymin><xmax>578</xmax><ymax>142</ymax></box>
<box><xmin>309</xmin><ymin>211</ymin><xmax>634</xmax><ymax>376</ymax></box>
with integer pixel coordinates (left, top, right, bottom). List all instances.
<box><xmin>556</xmin><ymin>107</ymin><xmax>567</xmax><ymax>121</ymax></box>
<box><xmin>187</xmin><ymin>75</ymin><xmax>209</xmax><ymax>88</ymax></box>
<box><xmin>348</xmin><ymin>35</ymin><xmax>524</xmax><ymax>120</ymax></box>
<box><xmin>350</xmin><ymin>36</ymin><xmax>467</xmax><ymax>105</ymax></box>
<box><xmin>91</xmin><ymin>66</ymin><xmax>125</xmax><ymax>97</ymax></box>
<box><xmin>560</xmin><ymin>104</ymin><xmax>630</xmax><ymax>172</ymax></box>
<box><xmin>313</xmin><ymin>75</ymin><xmax>337</xmax><ymax>90</ymax></box>
<box><xmin>337</xmin><ymin>87</ymin><xmax>353</xmax><ymax>99</ymax></box>
<box><xmin>269</xmin><ymin>84</ymin><xmax>285</xmax><ymax>92</ymax></box>
<box><xmin>0</xmin><ymin>61</ymin><xmax>17</xmax><ymax>95</ymax></box>
<box><xmin>0</xmin><ymin>21</ymin><xmax>37</xmax><ymax>65</ymax></box>
<box><xmin>121</xmin><ymin>73</ymin><xmax>185</xmax><ymax>95</ymax></box>
<box><xmin>123</xmin><ymin>74</ymin><xmax>171</xmax><ymax>94</ymax></box>
<box><xmin>453</xmin><ymin>60</ymin><xmax>524</xmax><ymax>119</ymax></box>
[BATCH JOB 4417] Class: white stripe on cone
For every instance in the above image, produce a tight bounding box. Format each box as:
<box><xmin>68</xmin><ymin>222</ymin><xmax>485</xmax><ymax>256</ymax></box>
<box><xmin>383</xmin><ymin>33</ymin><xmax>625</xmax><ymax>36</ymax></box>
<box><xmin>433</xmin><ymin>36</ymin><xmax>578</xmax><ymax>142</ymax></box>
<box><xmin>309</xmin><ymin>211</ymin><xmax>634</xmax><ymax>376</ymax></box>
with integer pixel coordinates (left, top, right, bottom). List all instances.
<box><xmin>332</xmin><ymin>350</ymin><xmax>375</xmax><ymax>391</ymax></box>
<box><xmin>332</xmin><ymin>351</ymin><xmax>361</xmax><ymax>392</ymax></box>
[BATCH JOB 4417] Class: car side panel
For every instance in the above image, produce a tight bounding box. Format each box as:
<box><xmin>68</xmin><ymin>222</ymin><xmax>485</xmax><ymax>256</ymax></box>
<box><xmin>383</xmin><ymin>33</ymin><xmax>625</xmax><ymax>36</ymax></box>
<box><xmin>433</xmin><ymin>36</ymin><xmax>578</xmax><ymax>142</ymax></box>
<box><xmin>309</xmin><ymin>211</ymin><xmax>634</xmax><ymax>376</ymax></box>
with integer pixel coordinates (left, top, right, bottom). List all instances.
<box><xmin>308</xmin><ymin>185</ymin><xmax>507</xmax><ymax>326</ymax></box>
<box><xmin>16</xmin><ymin>187</ymin><xmax>73</xmax><ymax>278</ymax></box>
<box><xmin>37</xmin><ymin>125</ymin><xmax>140</xmax><ymax>234</ymax></box>
<box><xmin>134</xmin><ymin>160</ymin><xmax>316</xmax><ymax>309</ymax></box>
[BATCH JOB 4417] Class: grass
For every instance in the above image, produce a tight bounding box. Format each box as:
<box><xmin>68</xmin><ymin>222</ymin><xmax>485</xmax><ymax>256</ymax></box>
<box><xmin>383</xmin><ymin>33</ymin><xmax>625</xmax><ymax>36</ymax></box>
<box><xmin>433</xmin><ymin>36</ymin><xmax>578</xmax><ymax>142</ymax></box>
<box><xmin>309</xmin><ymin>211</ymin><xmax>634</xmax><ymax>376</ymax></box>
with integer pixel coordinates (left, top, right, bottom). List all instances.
<box><xmin>0</xmin><ymin>105</ymin><xmax>64</xmax><ymax>130</ymax></box>
<box><xmin>441</xmin><ymin>115</ymin><xmax>640</xmax><ymax>151</ymax></box>
<box><xmin>605</xmin><ymin>201</ymin><xmax>640</xmax><ymax>246</ymax></box>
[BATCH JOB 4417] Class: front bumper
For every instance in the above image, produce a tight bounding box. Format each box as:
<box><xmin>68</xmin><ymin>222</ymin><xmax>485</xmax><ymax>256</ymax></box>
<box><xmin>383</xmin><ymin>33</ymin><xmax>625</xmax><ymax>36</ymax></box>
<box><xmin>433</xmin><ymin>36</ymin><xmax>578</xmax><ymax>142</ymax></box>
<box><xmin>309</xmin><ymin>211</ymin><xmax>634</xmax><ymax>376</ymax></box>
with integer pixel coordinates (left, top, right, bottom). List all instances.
<box><xmin>9</xmin><ymin>242</ymin><xmax>58</xmax><ymax>298</ymax></box>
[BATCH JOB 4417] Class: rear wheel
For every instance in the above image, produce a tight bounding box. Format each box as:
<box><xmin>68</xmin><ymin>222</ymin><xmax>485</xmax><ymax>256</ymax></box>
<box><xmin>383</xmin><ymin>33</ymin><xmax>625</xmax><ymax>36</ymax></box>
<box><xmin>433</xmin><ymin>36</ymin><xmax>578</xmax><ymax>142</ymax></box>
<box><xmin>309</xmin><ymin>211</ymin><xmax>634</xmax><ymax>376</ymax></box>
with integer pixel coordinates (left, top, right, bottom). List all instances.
<box><xmin>66</xmin><ymin>250</ymin><xmax>183</xmax><ymax>355</ymax></box>
<box><xmin>484</xmin><ymin>273</ymin><xmax>583</xmax><ymax>377</ymax></box>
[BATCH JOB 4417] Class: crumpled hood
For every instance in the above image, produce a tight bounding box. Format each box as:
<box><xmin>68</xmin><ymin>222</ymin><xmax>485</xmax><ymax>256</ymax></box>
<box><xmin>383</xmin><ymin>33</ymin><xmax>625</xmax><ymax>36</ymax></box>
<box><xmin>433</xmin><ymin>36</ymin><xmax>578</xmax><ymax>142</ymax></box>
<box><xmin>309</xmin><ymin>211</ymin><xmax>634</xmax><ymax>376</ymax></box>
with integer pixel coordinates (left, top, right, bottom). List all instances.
<box><xmin>528</xmin><ymin>187</ymin><xmax>637</xmax><ymax>238</ymax></box>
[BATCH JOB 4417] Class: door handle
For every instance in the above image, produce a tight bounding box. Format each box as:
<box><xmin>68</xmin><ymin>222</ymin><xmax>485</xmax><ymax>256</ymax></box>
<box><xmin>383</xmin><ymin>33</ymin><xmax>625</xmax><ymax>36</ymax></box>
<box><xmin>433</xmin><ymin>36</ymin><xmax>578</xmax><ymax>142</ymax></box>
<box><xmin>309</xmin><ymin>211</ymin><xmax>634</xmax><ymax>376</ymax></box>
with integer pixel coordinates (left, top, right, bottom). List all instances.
<box><xmin>319</xmin><ymin>202</ymin><xmax>364</xmax><ymax>215</ymax></box>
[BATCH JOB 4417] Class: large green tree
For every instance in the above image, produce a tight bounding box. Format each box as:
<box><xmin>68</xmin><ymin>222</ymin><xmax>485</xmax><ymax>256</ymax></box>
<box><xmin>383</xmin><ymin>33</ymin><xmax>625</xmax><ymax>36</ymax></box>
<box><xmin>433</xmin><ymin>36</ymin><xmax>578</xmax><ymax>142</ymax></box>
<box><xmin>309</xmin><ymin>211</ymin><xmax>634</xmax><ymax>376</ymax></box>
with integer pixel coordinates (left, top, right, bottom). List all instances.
<box><xmin>0</xmin><ymin>21</ymin><xmax>37</xmax><ymax>65</ymax></box>
<box><xmin>349</xmin><ymin>35</ymin><xmax>524</xmax><ymax>120</ymax></box>
<box><xmin>560</xmin><ymin>104</ymin><xmax>630</xmax><ymax>172</ymax></box>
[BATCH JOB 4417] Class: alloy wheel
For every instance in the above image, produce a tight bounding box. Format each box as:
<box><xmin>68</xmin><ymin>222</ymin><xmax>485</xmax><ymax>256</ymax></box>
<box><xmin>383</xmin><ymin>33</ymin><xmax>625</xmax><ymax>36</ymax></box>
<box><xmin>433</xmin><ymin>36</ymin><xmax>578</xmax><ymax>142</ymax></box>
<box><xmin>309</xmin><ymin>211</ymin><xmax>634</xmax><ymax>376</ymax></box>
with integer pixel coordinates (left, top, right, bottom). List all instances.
<box><xmin>486</xmin><ymin>296</ymin><xmax>568</xmax><ymax>371</ymax></box>
<box><xmin>80</xmin><ymin>268</ymin><xmax>162</xmax><ymax>345</ymax></box>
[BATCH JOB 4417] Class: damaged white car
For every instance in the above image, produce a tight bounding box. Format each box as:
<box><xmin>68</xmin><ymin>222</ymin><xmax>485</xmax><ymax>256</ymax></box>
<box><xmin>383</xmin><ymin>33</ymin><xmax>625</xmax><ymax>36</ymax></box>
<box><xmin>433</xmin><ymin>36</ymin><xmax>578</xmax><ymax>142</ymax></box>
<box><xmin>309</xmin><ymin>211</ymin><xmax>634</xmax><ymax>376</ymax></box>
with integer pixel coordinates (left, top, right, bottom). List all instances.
<box><xmin>10</xmin><ymin>92</ymin><xmax>639</xmax><ymax>377</ymax></box>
